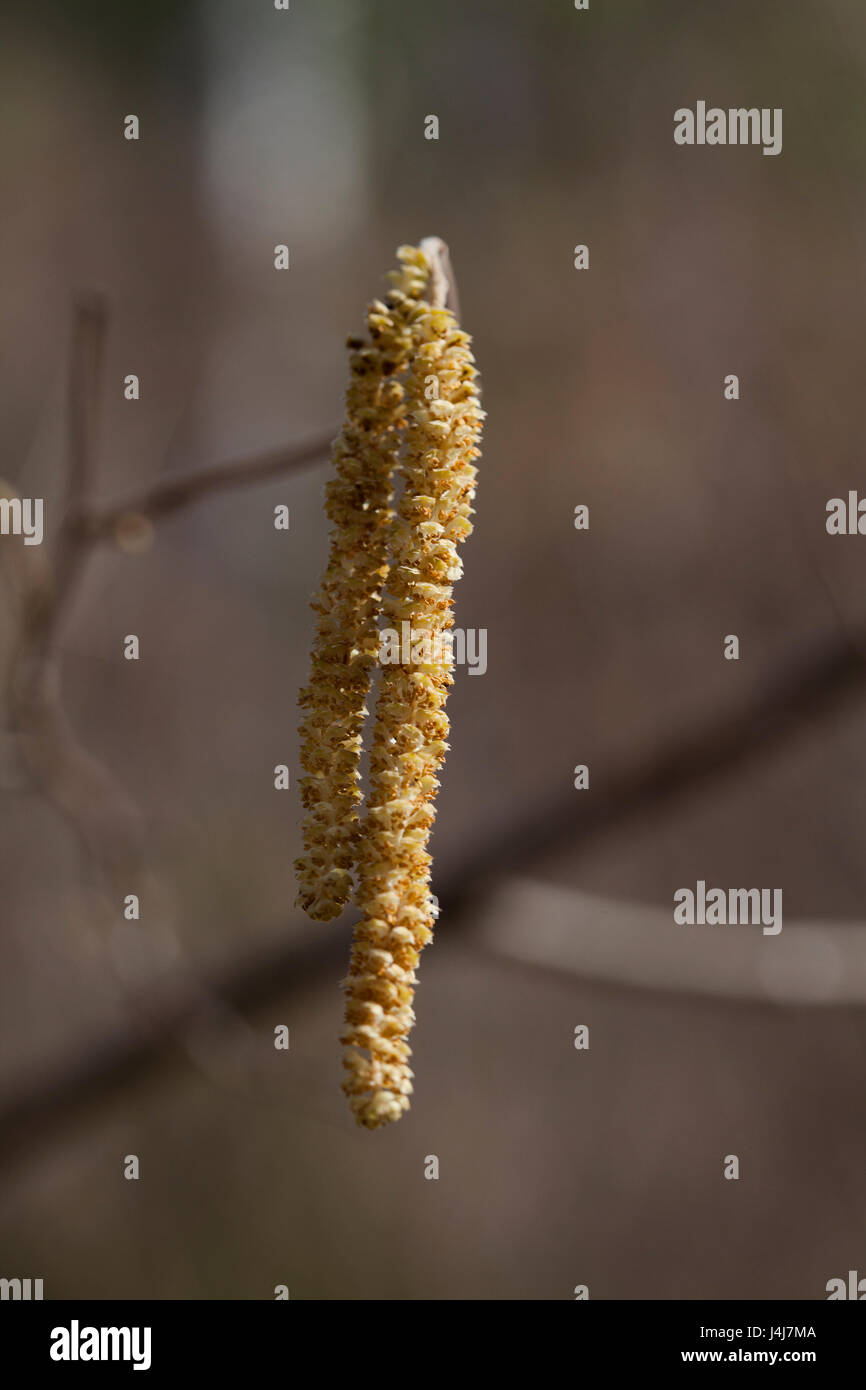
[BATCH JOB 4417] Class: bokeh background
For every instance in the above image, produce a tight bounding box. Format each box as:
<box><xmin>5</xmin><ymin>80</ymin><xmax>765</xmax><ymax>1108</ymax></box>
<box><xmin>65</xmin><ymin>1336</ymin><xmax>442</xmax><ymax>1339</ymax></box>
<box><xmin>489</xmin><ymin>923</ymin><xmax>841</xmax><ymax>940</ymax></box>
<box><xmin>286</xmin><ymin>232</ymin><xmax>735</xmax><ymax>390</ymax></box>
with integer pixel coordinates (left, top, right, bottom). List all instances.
<box><xmin>2</xmin><ymin>0</ymin><xmax>866</xmax><ymax>1299</ymax></box>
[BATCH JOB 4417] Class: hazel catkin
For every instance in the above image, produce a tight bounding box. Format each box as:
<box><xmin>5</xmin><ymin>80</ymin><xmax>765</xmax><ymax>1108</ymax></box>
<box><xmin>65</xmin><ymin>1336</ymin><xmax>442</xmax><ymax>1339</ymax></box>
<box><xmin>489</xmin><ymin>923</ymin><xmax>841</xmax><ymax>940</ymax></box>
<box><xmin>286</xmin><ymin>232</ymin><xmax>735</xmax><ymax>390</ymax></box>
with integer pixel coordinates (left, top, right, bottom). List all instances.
<box><xmin>296</xmin><ymin>239</ymin><xmax>483</xmax><ymax>1129</ymax></box>
<box><xmin>340</xmin><ymin>295</ymin><xmax>484</xmax><ymax>1128</ymax></box>
<box><xmin>295</xmin><ymin>247</ymin><xmax>430</xmax><ymax>921</ymax></box>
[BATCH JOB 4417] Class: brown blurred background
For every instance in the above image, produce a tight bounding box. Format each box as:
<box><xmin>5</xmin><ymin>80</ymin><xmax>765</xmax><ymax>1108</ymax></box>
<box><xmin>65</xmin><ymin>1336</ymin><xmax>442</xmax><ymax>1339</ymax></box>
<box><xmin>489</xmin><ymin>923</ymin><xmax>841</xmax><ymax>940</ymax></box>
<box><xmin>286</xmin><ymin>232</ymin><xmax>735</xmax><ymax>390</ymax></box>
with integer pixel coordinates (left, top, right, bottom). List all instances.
<box><xmin>1</xmin><ymin>0</ymin><xmax>865</xmax><ymax>1299</ymax></box>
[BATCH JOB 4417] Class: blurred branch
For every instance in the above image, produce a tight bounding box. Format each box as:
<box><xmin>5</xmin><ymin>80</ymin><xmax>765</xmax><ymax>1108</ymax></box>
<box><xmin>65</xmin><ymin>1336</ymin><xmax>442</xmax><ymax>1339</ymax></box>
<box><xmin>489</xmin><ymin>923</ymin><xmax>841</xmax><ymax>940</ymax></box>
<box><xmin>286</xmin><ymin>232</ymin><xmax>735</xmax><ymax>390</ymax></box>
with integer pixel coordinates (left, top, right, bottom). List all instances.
<box><xmin>26</xmin><ymin>296</ymin><xmax>109</xmax><ymax>686</ymax></box>
<box><xmin>447</xmin><ymin>626</ymin><xmax>866</xmax><ymax>891</ymax></box>
<box><xmin>66</xmin><ymin>293</ymin><xmax>106</xmax><ymax>507</ymax></box>
<box><xmin>7</xmin><ymin>298</ymin><xmax>334</xmax><ymax>882</ymax></box>
<box><xmin>0</xmin><ymin>928</ymin><xmax>344</xmax><ymax>1166</ymax></box>
<box><xmin>478</xmin><ymin>878</ymin><xmax>866</xmax><ymax>1005</ymax></box>
<box><xmin>0</xmin><ymin>295</ymin><xmax>345</xmax><ymax>1162</ymax></box>
<box><xmin>1</xmin><ymin>621</ymin><xmax>866</xmax><ymax>1165</ymax></box>
<box><xmin>5</xmin><ymin>298</ymin><xmax>147</xmax><ymax>893</ymax></box>
<box><xmin>75</xmin><ymin>430</ymin><xmax>335</xmax><ymax>543</ymax></box>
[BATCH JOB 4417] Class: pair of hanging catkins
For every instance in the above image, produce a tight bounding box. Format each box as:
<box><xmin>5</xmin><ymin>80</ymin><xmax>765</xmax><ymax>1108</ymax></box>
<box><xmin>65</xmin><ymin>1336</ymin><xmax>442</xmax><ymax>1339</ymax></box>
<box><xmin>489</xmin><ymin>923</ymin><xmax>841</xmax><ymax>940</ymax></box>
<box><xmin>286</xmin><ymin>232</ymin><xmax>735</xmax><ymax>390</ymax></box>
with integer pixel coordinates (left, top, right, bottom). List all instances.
<box><xmin>296</xmin><ymin>240</ymin><xmax>484</xmax><ymax>1128</ymax></box>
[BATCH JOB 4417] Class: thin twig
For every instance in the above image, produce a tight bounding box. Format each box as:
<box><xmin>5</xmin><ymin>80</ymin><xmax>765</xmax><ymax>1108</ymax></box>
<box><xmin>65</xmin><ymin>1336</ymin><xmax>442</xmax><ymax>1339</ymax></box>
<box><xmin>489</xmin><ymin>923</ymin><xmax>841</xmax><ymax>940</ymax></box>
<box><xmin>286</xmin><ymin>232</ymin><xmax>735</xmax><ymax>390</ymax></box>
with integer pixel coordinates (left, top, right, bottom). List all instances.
<box><xmin>447</xmin><ymin>627</ymin><xmax>866</xmax><ymax>891</ymax></box>
<box><xmin>75</xmin><ymin>430</ymin><xmax>336</xmax><ymax>543</ymax></box>
<box><xmin>0</xmin><ymin>929</ymin><xmax>345</xmax><ymax>1167</ymax></box>
<box><xmin>24</xmin><ymin>298</ymin><xmax>110</xmax><ymax>686</ymax></box>
<box><xmin>66</xmin><ymin>293</ymin><xmax>107</xmax><ymax>508</ymax></box>
<box><xmin>420</xmin><ymin>235</ymin><xmax>460</xmax><ymax>317</ymax></box>
<box><xmin>1</xmin><ymin>621</ymin><xmax>864</xmax><ymax>1165</ymax></box>
<box><xmin>7</xmin><ymin>299</ymin><xmax>147</xmax><ymax>893</ymax></box>
<box><xmin>10</xmin><ymin>302</ymin><xmax>334</xmax><ymax>873</ymax></box>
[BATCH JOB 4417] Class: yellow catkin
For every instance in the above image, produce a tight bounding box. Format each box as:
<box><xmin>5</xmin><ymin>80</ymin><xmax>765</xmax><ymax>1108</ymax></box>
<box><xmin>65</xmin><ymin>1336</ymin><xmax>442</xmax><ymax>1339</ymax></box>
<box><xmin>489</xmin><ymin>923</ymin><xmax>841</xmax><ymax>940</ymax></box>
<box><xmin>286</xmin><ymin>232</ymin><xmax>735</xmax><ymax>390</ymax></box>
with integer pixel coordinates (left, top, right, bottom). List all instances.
<box><xmin>295</xmin><ymin>248</ymin><xmax>430</xmax><ymax>921</ymax></box>
<box><xmin>341</xmin><ymin>295</ymin><xmax>484</xmax><ymax>1127</ymax></box>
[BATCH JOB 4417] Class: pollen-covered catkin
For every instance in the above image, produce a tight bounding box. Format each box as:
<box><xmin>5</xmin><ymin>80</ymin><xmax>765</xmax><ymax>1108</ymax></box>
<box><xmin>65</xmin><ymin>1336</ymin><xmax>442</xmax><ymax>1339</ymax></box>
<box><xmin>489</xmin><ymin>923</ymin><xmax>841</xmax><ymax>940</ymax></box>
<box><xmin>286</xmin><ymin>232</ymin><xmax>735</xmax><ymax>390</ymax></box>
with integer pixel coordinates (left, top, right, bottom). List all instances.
<box><xmin>341</xmin><ymin>299</ymin><xmax>484</xmax><ymax>1127</ymax></box>
<box><xmin>295</xmin><ymin>248</ymin><xmax>429</xmax><ymax>921</ymax></box>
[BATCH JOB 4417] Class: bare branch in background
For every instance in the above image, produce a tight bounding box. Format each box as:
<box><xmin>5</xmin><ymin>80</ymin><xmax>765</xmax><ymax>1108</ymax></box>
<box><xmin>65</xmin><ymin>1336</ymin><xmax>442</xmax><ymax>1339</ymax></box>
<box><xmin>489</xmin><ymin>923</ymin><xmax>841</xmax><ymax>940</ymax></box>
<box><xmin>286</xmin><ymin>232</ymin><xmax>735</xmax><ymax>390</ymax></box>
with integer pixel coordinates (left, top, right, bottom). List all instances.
<box><xmin>25</xmin><ymin>296</ymin><xmax>109</xmax><ymax>687</ymax></box>
<box><xmin>4</xmin><ymin>299</ymin><xmax>146</xmax><ymax>894</ymax></box>
<box><xmin>66</xmin><ymin>293</ymin><xmax>107</xmax><ymax>507</ymax></box>
<box><xmin>6</xmin><ymin>299</ymin><xmax>334</xmax><ymax>885</ymax></box>
<box><xmin>447</xmin><ymin>626</ymin><xmax>866</xmax><ymax>893</ymax></box>
<box><xmin>76</xmin><ymin>429</ymin><xmax>335</xmax><ymax>544</ymax></box>
<box><xmin>0</xmin><ymin>929</ymin><xmax>345</xmax><ymax>1167</ymax></box>
<box><xmin>1</xmin><ymin>617</ymin><xmax>866</xmax><ymax>1165</ymax></box>
<box><xmin>478</xmin><ymin>878</ymin><xmax>866</xmax><ymax>1005</ymax></box>
<box><xmin>0</xmin><ymin>297</ymin><xmax>343</xmax><ymax>1155</ymax></box>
